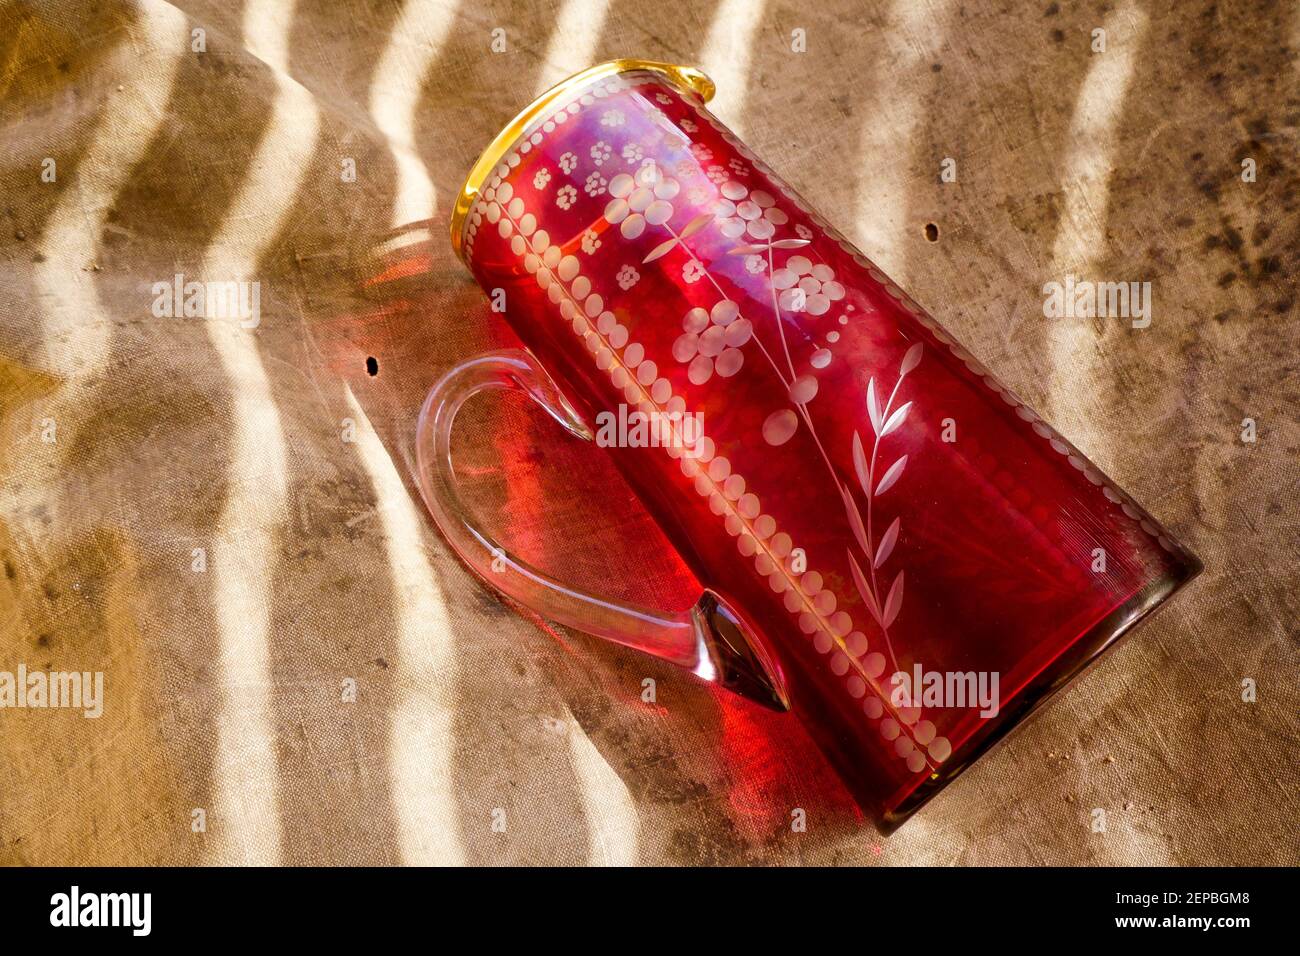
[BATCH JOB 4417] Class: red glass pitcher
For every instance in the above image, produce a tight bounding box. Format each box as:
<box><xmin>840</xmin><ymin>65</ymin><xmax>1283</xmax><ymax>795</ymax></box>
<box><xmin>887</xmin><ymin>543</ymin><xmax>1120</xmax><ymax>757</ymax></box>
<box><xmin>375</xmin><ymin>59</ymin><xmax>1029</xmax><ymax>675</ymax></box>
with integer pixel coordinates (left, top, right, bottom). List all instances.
<box><xmin>416</xmin><ymin>60</ymin><xmax>1200</xmax><ymax>831</ymax></box>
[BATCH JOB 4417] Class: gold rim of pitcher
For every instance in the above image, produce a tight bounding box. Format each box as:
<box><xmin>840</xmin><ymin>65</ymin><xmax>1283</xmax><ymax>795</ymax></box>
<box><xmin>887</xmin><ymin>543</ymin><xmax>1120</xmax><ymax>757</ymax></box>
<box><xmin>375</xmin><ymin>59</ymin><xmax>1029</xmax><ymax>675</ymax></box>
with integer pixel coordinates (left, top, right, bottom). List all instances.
<box><xmin>448</xmin><ymin>59</ymin><xmax>716</xmax><ymax>264</ymax></box>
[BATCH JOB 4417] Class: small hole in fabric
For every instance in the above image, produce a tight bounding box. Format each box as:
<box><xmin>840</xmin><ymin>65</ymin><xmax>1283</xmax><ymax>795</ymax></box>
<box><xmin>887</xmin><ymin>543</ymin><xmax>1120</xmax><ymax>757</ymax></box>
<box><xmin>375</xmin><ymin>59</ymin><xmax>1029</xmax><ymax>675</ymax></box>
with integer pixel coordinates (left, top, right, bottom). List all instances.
<box><xmin>924</xmin><ymin>222</ymin><xmax>939</xmax><ymax>242</ymax></box>
<box><xmin>365</xmin><ymin>356</ymin><xmax>379</xmax><ymax>376</ymax></box>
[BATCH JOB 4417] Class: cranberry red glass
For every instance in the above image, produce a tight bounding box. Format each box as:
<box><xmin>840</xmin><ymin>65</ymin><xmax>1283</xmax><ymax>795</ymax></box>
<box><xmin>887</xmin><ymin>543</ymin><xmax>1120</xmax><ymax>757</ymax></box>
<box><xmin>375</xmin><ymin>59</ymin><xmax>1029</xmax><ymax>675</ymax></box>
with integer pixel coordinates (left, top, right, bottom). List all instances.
<box><xmin>419</xmin><ymin>62</ymin><xmax>1200</xmax><ymax>830</ymax></box>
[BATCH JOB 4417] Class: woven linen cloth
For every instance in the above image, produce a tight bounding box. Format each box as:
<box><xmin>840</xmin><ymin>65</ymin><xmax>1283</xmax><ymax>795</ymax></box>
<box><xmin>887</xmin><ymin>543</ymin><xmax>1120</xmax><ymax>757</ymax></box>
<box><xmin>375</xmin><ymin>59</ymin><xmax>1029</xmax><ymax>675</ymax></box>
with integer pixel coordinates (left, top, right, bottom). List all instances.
<box><xmin>0</xmin><ymin>0</ymin><xmax>1296</xmax><ymax>865</ymax></box>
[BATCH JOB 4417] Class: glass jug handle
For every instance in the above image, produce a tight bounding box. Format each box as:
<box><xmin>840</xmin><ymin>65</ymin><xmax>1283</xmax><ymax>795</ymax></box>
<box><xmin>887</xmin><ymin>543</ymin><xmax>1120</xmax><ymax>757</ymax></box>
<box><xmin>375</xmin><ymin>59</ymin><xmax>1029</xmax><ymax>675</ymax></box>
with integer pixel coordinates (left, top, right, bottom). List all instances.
<box><xmin>414</xmin><ymin>349</ymin><xmax>787</xmax><ymax>711</ymax></box>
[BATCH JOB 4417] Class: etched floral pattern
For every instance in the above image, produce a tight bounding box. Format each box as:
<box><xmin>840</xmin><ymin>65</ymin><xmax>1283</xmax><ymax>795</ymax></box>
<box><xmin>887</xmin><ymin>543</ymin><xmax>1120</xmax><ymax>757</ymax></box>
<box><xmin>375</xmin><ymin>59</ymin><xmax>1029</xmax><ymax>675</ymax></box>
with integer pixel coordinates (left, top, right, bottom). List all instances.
<box><xmin>773</xmin><ymin>256</ymin><xmax>846</xmax><ymax>315</ymax></box>
<box><xmin>464</xmin><ymin>73</ymin><xmax>955</xmax><ymax>776</ymax></box>
<box><xmin>715</xmin><ymin>183</ymin><xmax>789</xmax><ymax>240</ymax></box>
<box><xmin>844</xmin><ymin>342</ymin><xmax>924</xmax><ymax>677</ymax></box>
<box><xmin>571</xmin><ymin>96</ymin><xmax>928</xmax><ymax>732</ymax></box>
<box><xmin>672</xmin><ymin>301</ymin><xmax>751</xmax><ymax>384</ymax></box>
<box><xmin>602</xmin><ymin>162</ymin><xmax>679</xmax><ymax>239</ymax></box>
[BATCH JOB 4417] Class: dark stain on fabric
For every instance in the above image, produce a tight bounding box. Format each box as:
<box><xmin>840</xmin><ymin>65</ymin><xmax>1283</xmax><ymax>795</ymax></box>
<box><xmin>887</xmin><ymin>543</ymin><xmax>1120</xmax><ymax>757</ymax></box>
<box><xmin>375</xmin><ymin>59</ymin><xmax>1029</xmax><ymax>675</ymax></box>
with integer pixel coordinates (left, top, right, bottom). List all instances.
<box><xmin>471</xmin><ymin>588</ymin><xmax>509</xmax><ymax>618</ymax></box>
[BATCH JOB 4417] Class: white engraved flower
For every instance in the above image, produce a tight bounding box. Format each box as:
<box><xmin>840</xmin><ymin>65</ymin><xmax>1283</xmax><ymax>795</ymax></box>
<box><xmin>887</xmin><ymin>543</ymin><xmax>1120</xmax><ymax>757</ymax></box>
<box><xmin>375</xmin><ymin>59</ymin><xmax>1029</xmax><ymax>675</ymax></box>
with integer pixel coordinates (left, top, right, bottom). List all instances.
<box><xmin>683</xmin><ymin>260</ymin><xmax>705</xmax><ymax>283</ymax></box>
<box><xmin>728</xmin><ymin>158</ymin><xmax>750</xmax><ymax>177</ymax></box>
<box><xmin>687</xmin><ymin>184</ymin><xmax>713</xmax><ymax>205</ymax></box>
<box><xmin>706</xmin><ymin>165</ymin><xmax>729</xmax><ymax>184</ymax></box>
<box><xmin>581</xmin><ymin>229</ymin><xmax>601</xmax><ymax>254</ymax></box>
<box><xmin>556</xmin><ymin>184</ymin><xmax>578</xmax><ymax>210</ymax></box>
<box><xmin>655</xmin><ymin>92</ymin><xmax>673</xmax><ymax>105</ymax></box>
<box><xmin>773</xmin><ymin>255</ymin><xmax>846</xmax><ymax>315</ymax></box>
<box><xmin>680</xmin><ymin>118</ymin><xmax>698</xmax><ymax>133</ymax></box>
<box><xmin>602</xmin><ymin>162</ymin><xmax>679</xmax><ymax>239</ymax></box>
<box><xmin>795</xmin><ymin>223</ymin><xmax>814</xmax><ymax>240</ymax></box>
<box><xmin>590</xmin><ymin>141</ymin><xmax>613</xmax><ymax>166</ymax></box>
<box><xmin>558</xmin><ymin>151</ymin><xmax>577</xmax><ymax>174</ymax></box>
<box><xmin>715</xmin><ymin>183</ymin><xmax>789</xmax><ymax>241</ymax></box>
<box><xmin>617</xmin><ymin>265</ymin><xmax>640</xmax><ymax>290</ymax></box>
<box><xmin>585</xmin><ymin>171</ymin><xmax>608</xmax><ymax>196</ymax></box>
<box><xmin>622</xmin><ymin>142</ymin><xmax>644</xmax><ymax>163</ymax></box>
<box><xmin>600</xmin><ymin>109</ymin><xmax>625</xmax><ymax>127</ymax></box>
<box><xmin>745</xmin><ymin>254</ymin><xmax>767</xmax><ymax>274</ymax></box>
<box><xmin>671</xmin><ymin>301</ymin><xmax>752</xmax><ymax>384</ymax></box>
<box><xmin>533</xmin><ymin>168</ymin><xmax>551</xmax><ymax>190</ymax></box>
<box><xmin>689</xmin><ymin>144</ymin><xmax>713</xmax><ymax>163</ymax></box>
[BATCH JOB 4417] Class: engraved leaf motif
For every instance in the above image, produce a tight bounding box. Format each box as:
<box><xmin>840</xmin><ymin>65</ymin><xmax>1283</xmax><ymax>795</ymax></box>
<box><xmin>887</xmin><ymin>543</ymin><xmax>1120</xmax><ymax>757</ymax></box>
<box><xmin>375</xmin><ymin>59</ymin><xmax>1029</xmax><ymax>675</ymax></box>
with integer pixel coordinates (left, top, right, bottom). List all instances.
<box><xmin>851</xmin><ymin>431</ymin><xmax>870</xmax><ymax>499</ymax></box>
<box><xmin>642</xmin><ymin>237</ymin><xmax>679</xmax><ymax>264</ymax></box>
<box><xmin>880</xmin><ymin>401</ymin><xmax>913</xmax><ymax>438</ymax></box>
<box><xmin>900</xmin><ymin>341</ymin><xmax>924</xmax><ymax>377</ymax></box>
<box><xmin>866</xmin><ymin>378</ymin><xmax>883</xmax><ymax>435</ymax></box>
<box><xmin>681</xmin><ymin>213</ymin><xmax>713</xmax><ymax>238</ymax></box>
<box><xmin>874</xmin><ymin>455</ymin><xmax>908</xmax><ymax>496</ymax></box>
<box><xmin>874</xmin><ymin>517</ymin><xmax>900</xmax><ymax>569</ymax></box>
<box><xmin>726</xmin><ymin>244</ymin><xmax>765</xmax><ymax>255</ymax></box>
<box><xmin>770</xmin><ymin>238</ymin><xmax>811</xmax><ymax>249</ymax></box>
<box><xmin>848</xmin><ymin>550</ymin><xmax>884</xmax><ymax>627</ymax></box>
<box><xmin>841</xmin><ymin>485</ymin><xmax>871</xmax><ymax>556</ymax></box>
<box><xmin>882</xmin><ymin>570</ymin><xmax>905</xmax><ymax>628</ymax></box>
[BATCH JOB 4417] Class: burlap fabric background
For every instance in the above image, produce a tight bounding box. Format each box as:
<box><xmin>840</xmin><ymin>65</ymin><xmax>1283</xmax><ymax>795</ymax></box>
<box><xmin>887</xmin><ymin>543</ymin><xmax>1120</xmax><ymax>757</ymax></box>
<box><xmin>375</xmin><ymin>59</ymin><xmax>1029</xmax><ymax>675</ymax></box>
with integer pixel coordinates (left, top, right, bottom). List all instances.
<box><xmin>1</xmin><ymin>0</ymin><xmax>1296</xmax><ymax>866</ymax></box>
